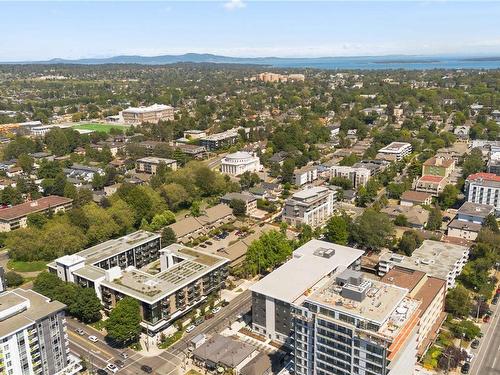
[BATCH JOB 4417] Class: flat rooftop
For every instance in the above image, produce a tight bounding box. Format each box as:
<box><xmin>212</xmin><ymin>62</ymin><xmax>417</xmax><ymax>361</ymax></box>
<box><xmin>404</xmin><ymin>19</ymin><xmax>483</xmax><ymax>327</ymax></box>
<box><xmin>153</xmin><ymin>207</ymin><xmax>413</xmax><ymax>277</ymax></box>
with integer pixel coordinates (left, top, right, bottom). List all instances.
<box><xmin>378</xmin><ymin>142</ymin><xmax>411</xmax><ymax>152</ymax></box>
<box><xmin>0</xmin><ymin>289</ymin><xmax>66</xmax><ymax>339</ymax></box>
<box><xmin>249</xmin><ymin>240</ymin><xmax>364</xmax><ymax>304</ymax></box>
<box><xmin>307</xmin><ymin>278</ymin><xmax>419</xmax><ymax>339</ymax></box>
<box><xmin>100</xmin><ymin>244</ymin><xmax>228</xmax><ymax>303</ymax></box>
<box><xmin>292</xmin><ymin>186</ymin><xmax>330</xmax><ymax>200</ymax></box>
<box><xmin>457</xmin><ymin>202</ymin><xmax>494</xmax><ymax>218</ymax></box>
<box><xmin>136</xmin><ymin>157</ymin><xmax>176</xmax><ymax>164</ymax></box>
<box><xmin>380</xmin><ymin>240</ymin><xmax>469</xmax><ymax>281</ymax></box>
<box><xmin>76</xmin><ymin>230</ymin><xmax>160</xmax><ymax>265</ymax></box>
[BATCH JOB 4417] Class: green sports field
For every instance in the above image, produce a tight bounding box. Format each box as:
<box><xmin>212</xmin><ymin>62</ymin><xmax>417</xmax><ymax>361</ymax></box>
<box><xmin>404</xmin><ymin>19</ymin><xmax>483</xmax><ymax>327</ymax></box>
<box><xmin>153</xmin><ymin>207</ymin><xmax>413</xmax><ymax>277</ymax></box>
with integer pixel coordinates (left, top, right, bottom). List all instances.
<box><xmin>71</xmin><ymin>123</ymin><xmax>130</xmax><ymax>133</ymax></box>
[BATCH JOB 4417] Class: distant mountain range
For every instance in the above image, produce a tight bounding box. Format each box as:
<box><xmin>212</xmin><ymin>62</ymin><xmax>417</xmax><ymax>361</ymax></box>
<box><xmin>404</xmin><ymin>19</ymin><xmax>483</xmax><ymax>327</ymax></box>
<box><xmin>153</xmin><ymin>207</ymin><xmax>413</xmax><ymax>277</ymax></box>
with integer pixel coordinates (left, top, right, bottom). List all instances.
<box><xmin>3</xmin><ymin>53</ymin><xmax>500</xmax><ymax>70</ymax></box>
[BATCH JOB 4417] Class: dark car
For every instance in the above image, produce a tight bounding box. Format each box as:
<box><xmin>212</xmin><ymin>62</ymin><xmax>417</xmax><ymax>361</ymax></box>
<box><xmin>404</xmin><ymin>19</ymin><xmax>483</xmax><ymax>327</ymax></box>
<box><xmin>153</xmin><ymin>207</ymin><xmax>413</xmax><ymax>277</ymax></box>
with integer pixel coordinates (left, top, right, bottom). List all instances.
<box><xmin>471</xmin><ymin>339</ymin><xmax>480</xmax><ymax>349</ymax></box>
<box><xmin>461</xmin><ymin>362</ymin><xmax>470</xmax><ymax>374</ymax></box>
<box><xmin>114</xmin><ymin>359</ymin><xmax>125</xmax><ymax>368</ymax></box>
<box><xmin>194</xmin><ymin>317</ymin><xmax>204</xmax><ymax>326</ymax></box>
<box><xmin>483</xmin><ymin>315</ymin><xmax>491</xmax><ymax>323</ymax></box>
<box><xmin>492</xmin><ymin>296</ymin><xmax>499</xmax><ymax>305</ymax></box>
<box><xmin>96</xmin><ymin>370</ymin><xmax>108</xmax><ymax>375</ymax></box>
<box><xmin>141</xmin><ymin>365</ymin><xmax>153</xmax><ymax>373</ymax></box>
<box><xmin>199</xmin><ymin>244</ymin><xmax>207</xmax><ymax>248</ymax></box>
<box><xmin>206</xmin><ymin>241</ymin><xmax>213</xmax><ymax>245</ymax></box>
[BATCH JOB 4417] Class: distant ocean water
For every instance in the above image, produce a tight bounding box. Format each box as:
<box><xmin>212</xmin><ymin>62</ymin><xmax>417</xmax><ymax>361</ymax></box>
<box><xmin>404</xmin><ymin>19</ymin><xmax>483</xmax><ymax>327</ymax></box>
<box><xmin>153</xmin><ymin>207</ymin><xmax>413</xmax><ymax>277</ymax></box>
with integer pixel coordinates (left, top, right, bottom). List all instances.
<box><xmin>264</xmin><ymin>57</ymin><xmax>500</xmax><ymax>70</ymax></box>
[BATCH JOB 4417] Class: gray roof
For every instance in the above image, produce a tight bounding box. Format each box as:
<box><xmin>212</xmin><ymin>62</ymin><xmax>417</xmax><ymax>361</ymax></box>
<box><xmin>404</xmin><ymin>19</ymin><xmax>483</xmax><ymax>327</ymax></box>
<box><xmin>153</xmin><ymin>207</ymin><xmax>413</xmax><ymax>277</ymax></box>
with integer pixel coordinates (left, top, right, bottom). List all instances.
<box><xmin>0</xmin><ymin>289</ymin><xmax>66</xmax><ymax>339</ymax></box>
<box><xmin>448</xmin><ymin>219</ymin><xmax>482</xmax><ymax>232</ymax></box>
<box><xmin>221</xmin><ymin>192</ymin><xmax>256</xmax><ymax>203</ymax></box>
<box><xmin>457</xmin><ymin>202</ymin><xmax>494</xmax><ymax>218</ymax></box>
<box><xmin>193</xmin><ymin>334</ymin><xmax>255</xmax><ymax>368</ymax></box>
<box><xmin>250</xmin><ymin>240</ymin><xmax>364</xmax><ymax>304</ymax></box>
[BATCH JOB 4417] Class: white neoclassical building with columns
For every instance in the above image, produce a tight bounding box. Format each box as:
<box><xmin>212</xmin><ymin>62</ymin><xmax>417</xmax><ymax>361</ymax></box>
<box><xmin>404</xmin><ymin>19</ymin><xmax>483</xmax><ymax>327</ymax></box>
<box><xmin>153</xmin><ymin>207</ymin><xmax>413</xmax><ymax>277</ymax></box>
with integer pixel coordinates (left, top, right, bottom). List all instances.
<box><xmin>220</xmin><ymin>151</ymin><xmax>262</xmax><ymax>176</ymax></box>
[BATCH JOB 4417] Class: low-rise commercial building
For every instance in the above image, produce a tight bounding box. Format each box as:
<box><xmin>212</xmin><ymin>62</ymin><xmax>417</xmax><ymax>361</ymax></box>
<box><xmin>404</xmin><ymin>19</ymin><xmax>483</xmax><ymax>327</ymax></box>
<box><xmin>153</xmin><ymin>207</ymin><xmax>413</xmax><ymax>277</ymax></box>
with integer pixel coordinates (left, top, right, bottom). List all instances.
<box><xmin>221</xmin><ymin>152</ymin><xmax>261</xmax><ymax>176</ymax></box>
<box><xmin>376</xmin><ymin>142</ymin><xmax>412</xmax><ymax>161</ymax></box>
<box><xmin>135</xmin><ymin>156</ymin><xmax>177</xmax><ymax>174</ymax></box>
<box><xmin>378</xmin><ymin>240</ymin><xmax>469</xmax><ymax>289</ymax></box>
<box><xmin>122</xmin><ymin>104</ymin><xmax>174</xmax><ymax>124</ymax></box>
<box><xmin>283</xmin><ymin>186</ymin><xmax>337</xmax><ymax>228</ymax></box>
<box><xmin>294</xmin><ymin>165</ymin><xmax>318</xmax><ymax>186</ymax></box>
<box><xmin>0</xmin><ymin>196</ymin><xmax>73</xmax><ymax>232</ymax></box>
<box><xmin>465</xmin><ymin>172</ymin><xmax>500</xmax><ymax>212</ymax></box>
<box><xmin>49</xmin><ymin>231</ymin><xmax>228</xmax><ymax>335</ymax></box>
<box><xmin>0</xmin><ymin>289</ymin><xmax>82</xmax><ymax>375</ymax></box>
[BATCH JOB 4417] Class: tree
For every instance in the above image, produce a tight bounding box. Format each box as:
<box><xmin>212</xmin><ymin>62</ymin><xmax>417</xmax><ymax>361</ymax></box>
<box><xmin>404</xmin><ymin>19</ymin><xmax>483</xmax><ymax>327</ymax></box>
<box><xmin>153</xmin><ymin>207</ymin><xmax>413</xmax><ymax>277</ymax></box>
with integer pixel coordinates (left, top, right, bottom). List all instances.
<box><xmin>5</xmin><ymin>271</ymin><xmax>24</xmax><ymax>287</ymax></box>
<box><xmin>426</xmin><ymin>206</ymin><xmax>443</xmax><ymax>231</ymax></box>
<box><xmin>339</xmin><ymin>153</ymin><xmax>360</xmax><ymax>166</ymax></box>
<box><xmin>33</xmin><ymin>271</ymin><xmax>63</xmax><ymax>299</ymax></box>
<box><xmin>161</xmin><ymin>227</ymin><xmax>177</xmax><ymax>246</ymax></box>
<box><xmin>18</xmin><ymin>153</ymin><xmax>34</xmax><ymax>174</ymax></box>
<box><xmin>399</xmin><ymin>230</ymin><xmax>423</xmax><ymax>256</ymax></box>
<box><xmin>148</xmin><ymin>210</ymin><xmax>176</xmax><ymax>231</ymax></box>
<box><xmin>27</xmin><ymin>212</ymin><xmax>48</xmax><ymax>229</ymax></box>
<box><xmin>324</xmin><ymin>215</ymin><xmax>349</xmax><ymax>245</ymax></box>
<box><xmin>449</xmin><ymin>320</ymin><xmax>481</xmax><ymax>341</ymax></box>
<box><xmin>445</xmin><ymin>285</ymin><xmax>472</xmax><ymax>318</ymax></box>
<box><xmin>330</xmin><ymin>177</ymin><xmax>353</xmax><ymax>190</ymax></box>
<box><xmin>394</xmin><ymin>214</ymin><xmax>409</xmax><ymax>227</ymax></box>
<box><xmin>69</xmin><ymin>288</ymin><xmax>102</xmax><ymax>323</ymax></box>
<box><xmin>351</xmin><ymin>209</ymin><xmax>394</xmax><ymax>250</ymax></box>
<box><xmin>230</xmin><ymin>199</ymin><xmax>246</xmax><ymax>216</ymax></box>
<box><xmin>462</xmin><ymin>148</ymin><xmax>484</xmax><ymax>178</ymax></box>
<box><xmin>437</xmin><ymin>346</ymin><xmax>466</xmax><ymax>371</ymax></box>
<box><xmin>281</xmin><ymin>158</ymin><xmax>295</xmax><ymax>184</ymax></box>
<box><xmin>483</xmin><ymin>214</ymin><xmax>499</xmax><ymax>233</ymax></box>
<box><xmin>105</xmin><ymin>297</ymin><xmax>142</xmax><ymax>346</ymax></box>
<box><xmin>438</xmin><ymin>185</ymin><xmax>459</xmax><ymax>209</ymax></box>
<box><xmin>244</xmin><ymin>230</ymin><xmax>292</xmax><ymax>276</ymax></box>
<box><xmin>239</xmin><ymin>171</ymin><xmax>261</xmax><ymax>190</ymax></box>
<box><xmin>190</xmin><ymin>200</ymin><xmax>202</xmax><ymax>217</ymax></box>
<box><xmin>160</xmin><ymin>183</ymin><xmax>190</xmax><ymax>211</ymax></box>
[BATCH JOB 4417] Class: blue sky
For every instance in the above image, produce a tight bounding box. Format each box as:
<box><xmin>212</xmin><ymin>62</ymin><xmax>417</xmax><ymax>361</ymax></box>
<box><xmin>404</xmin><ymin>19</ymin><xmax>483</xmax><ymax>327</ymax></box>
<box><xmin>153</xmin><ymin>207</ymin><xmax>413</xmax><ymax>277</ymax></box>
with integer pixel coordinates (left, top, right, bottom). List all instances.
<box><xmin>1</xmin><ymin>1</ymin><xmax>500</xmax><ymax>61</ymax></box>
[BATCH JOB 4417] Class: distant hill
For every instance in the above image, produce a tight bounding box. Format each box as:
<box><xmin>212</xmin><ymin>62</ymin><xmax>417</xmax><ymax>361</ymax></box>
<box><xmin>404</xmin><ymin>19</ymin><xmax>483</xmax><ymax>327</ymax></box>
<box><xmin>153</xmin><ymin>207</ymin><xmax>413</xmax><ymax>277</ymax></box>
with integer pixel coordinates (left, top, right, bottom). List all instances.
<box><xmin>3</xmin><ymin>53</ymin><xmax>500</xmax><ymax>70</ymax></box>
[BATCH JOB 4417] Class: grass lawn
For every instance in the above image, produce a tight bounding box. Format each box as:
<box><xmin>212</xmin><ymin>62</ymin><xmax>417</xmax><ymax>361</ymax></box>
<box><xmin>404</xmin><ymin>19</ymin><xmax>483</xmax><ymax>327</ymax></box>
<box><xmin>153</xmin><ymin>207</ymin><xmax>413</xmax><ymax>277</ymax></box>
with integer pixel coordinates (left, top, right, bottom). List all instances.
<box><xmin>71</xmin><ymin>123</ymin><xmax>130</xmax><ymax>133</ymax></box>
<box><xmin>7</xmin><ymin>260</ymin><xmax>47</xmax><ymax>272</ymax></box>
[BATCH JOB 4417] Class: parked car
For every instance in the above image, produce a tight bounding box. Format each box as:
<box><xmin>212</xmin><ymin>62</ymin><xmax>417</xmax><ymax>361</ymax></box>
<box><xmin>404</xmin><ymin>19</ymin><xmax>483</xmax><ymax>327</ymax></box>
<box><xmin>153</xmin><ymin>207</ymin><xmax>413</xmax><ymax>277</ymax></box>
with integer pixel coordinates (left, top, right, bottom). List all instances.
<box><xmin>212</xmin><ymin>306</ymin><xmax>221</xmax><ymax>314</ymax></box>
<box><xmin>106</xmin><ymin>363</ymin><xmax>118</xmax><ymax>374</ymax></box>
<box><xmin>141</xmin><ymin>365</ymin><xmax>153</xmax><ymax>374</ymax></box>
<box><xmin>471</xmin><ymin>339</ymin><xmax>480</xmax><ymax>349</ymax></box>
<box><xmin>88</xmin><ymin>335</ymin><xmax>98</xmax><ymax>343</ymax></box>
<box><xmin>186</xmin><ymin>325</ymin><xmax>196</xmax><ymax>333</ymax></box>
<box><xmin>492</xmin><ymin>295</ymin><xmax>499</xmax><ymax>305</ymax></box>
<box><xmin>120</xmin><ymin>352</ymin><xmax>128</xmax><ymax>359</ymax></box>
<box><xmin>465</xmin><ymin>352</ymin><xmax>474</xmax><ymax>363</ymax></box>
<box><xmin>199</xmin><ymin>244</ymin><xmax>207</xmax><ymax>248</ymax></box>
<box><xmin>75</xmin><ymin>328</ymin><xmax>85</xmax><ymax>335</ymax></box>
<box><xmin>206</xmin><ymin>241</ymin><xmax>213</xmax><ymax>245</ymax></box>
<box><xmin>461</xmin><ymin>362</ymin><xmax>470</xmax><ymax>374</ymax></box>
<box><xmin>96</xmin><ymin>370</ymin><xmax>108</xmax><ymax>375</ymax></box>
<box><xmin>205</xmin><ymin>313</ymin><xmax>214</xmax><ymax>320</ymax></box>
<box><xmin>114</xmin><ymin>359</ymin><xmax>125</xmax><ymax>368</ymax></box>
<box><xmin>194</xmin><ymin>317</ymin><xmax>204</xmax><ymax>326</ymax></box>
<box><xmin>483</xmin><ymin>315</ymin><xmax>491</xmax><ymax>323</ymax></box>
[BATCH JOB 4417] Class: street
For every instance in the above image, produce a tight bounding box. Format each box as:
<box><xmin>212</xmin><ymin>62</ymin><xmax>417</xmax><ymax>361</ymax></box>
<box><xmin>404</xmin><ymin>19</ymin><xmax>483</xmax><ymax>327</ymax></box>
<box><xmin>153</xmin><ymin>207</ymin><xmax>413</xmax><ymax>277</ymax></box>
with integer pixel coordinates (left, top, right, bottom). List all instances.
<box><xmin>68</xmin><ymin>289</ymin><xmax>252</xmax><ymax>374</ymax></box>
<box><xmin>470</xmin><ymin>297</ymin><xmax>500</xmax><ymax>375</ymax></box>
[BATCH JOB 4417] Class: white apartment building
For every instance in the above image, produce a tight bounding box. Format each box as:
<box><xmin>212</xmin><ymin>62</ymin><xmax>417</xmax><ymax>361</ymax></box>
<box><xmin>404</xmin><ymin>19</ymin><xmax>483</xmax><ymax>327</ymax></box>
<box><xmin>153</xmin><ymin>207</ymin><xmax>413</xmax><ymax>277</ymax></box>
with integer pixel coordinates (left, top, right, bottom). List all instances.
<box><xmin>122</xmin><ymin>104</ymin><xmax>174</xmax><ymax>124</ymax></box>
<box><xmin>220</xmin><ymin>151</ymin><xmax>262</xmax><ymax>176</ymax></box>
<box><xmin>294</xmin><ymin>165</ymin><xmax>318</xmax><ymax>186</ymax></box>
<box><xmin>330</xmin><ymin>165</ymin><xmax>372</xmax><ymax>188</ymax></box>
<box><xmin>135</xmin><ymin>156</ymin><xmax>178</xmax><ymax>174</ymax></box>
<box><xmin>378</xmin><ymin>240</ymin><xmax>469</xmax><ymax>289</ymax></box>
<box><xmin>283</xmin><ymin>186</ymin><xmax>337</xmax><ymax>228</ymax></box>
<box><xmin>0</xmin><ymin>289</ymin><xmax>82</xmax><ymax>375</ymax></box>
<box><xmin>465</xmin><ymin>172</ymin><xmax>500</xmax><ymax>213</ymax></box>
<box><xmin>377</xmin><ymin>142</ymin><xmax>412</xmax><ymax>161</ymax></box>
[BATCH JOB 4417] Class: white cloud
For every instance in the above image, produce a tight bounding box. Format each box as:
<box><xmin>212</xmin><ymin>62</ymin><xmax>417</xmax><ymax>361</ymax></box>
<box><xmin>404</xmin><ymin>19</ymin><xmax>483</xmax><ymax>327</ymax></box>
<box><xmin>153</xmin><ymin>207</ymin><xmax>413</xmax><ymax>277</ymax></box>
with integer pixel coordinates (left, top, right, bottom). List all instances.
<box><xmin>223</xmin><ymin>0</ymin><xmax>246</xmax><ymax>11</ymax></box>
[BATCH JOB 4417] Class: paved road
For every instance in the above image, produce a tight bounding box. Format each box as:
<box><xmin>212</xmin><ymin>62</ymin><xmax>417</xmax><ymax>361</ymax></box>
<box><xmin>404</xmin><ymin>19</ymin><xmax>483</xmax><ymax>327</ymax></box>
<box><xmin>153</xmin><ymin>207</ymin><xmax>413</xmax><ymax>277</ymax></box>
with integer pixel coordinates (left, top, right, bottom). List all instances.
<box><xmin>470</xmin><ymin>298</ymin><xmax>500</xmax><ymax>375</ymax></box>
<box><xmin>67</xmin><ymin>289</ymin><xmax>252</xmax><ymax>374</ymax></box>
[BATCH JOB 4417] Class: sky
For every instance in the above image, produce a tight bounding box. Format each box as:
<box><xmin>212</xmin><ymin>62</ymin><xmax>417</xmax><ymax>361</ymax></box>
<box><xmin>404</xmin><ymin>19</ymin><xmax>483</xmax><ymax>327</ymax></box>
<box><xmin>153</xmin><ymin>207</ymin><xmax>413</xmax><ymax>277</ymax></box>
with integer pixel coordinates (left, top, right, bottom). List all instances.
<box><xmin>1</xmin><ymin>1</ymin><xmax>500</xmax><ymax>61</ymax></box>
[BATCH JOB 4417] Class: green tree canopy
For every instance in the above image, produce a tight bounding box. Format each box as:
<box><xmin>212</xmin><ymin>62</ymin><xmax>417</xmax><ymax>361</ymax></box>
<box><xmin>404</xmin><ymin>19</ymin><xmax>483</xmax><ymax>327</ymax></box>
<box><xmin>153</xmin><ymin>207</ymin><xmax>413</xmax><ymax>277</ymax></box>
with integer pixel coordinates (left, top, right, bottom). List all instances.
<box><xmin>105</xmin><ymin>297</ymin><xmax>142</xmax><ymax>346</ymax></box>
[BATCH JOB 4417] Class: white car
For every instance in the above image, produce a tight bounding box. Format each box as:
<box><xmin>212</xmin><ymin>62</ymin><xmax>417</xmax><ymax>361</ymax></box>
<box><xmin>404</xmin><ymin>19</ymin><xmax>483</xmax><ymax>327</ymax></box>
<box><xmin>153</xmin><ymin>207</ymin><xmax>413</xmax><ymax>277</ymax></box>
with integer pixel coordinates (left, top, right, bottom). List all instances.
<box><xmin>106</xmin><ymin>363</ymin><xmax>119</xmax><ymax>373</ymax></box>
<box><xmin>212</xmin><ymin>306</ymin><xmax>222</xmax><ymax>314</ymax></box>
<box><xmin>185</xmin><ymin>325</ymin><xmax>196</xmax><ymax>333</ymax></box>
<box><xmin>75</xmin><ymin>328</ymin><xmax>85</xmax><ymax>336</ymax></box>
<box><xmin>88</xmin><ymin>335</ymin><xmax>99</xmax><ymax>343</ymax></box>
